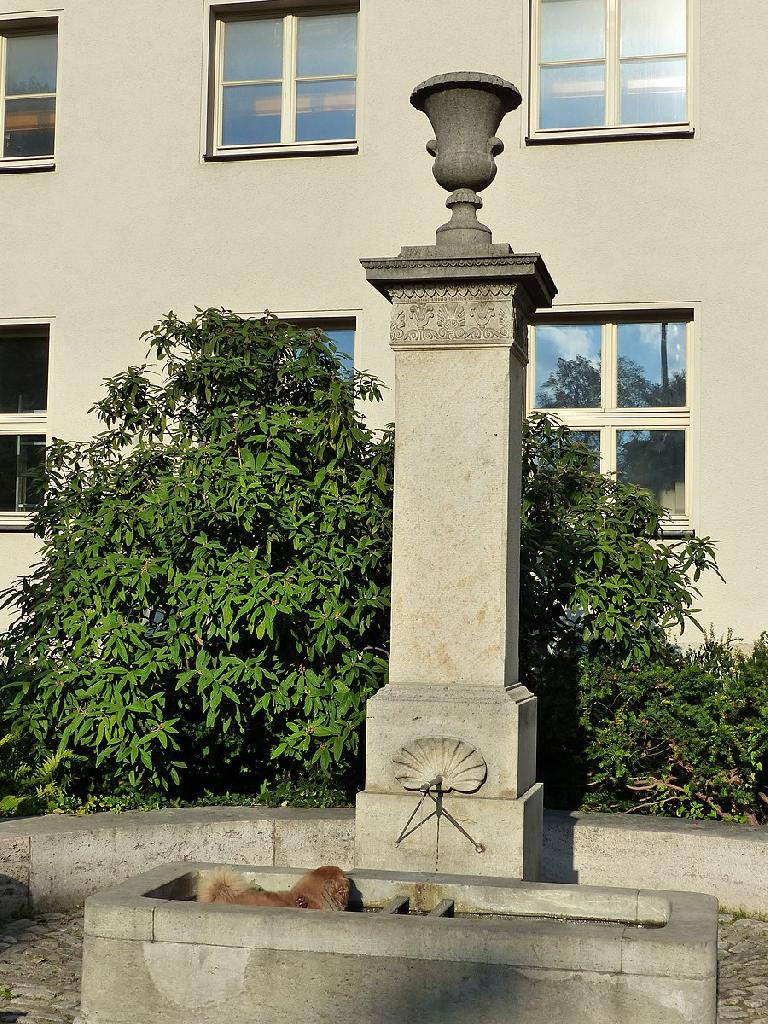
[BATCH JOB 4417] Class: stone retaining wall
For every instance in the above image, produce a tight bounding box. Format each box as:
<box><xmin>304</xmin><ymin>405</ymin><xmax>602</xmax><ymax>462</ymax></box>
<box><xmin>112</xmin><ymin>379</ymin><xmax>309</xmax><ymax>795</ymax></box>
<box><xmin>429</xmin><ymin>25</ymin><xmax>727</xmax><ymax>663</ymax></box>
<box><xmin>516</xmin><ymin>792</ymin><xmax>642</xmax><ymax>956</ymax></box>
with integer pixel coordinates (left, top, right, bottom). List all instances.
<box><xmin>0</xmin><ymin>806</ymin><xmax>764</xmax><ymax>918</ymax></box>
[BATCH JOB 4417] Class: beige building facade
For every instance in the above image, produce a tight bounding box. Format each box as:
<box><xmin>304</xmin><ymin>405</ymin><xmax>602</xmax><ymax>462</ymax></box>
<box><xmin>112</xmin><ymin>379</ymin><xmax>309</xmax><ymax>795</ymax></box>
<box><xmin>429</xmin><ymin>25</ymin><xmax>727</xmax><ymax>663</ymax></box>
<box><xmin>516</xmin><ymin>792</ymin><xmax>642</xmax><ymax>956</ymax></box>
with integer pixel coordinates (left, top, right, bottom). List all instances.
<box><xmin>0</xmin><ymin>0</ymin><xmax>765</xmax><ymax>640</ymax></box>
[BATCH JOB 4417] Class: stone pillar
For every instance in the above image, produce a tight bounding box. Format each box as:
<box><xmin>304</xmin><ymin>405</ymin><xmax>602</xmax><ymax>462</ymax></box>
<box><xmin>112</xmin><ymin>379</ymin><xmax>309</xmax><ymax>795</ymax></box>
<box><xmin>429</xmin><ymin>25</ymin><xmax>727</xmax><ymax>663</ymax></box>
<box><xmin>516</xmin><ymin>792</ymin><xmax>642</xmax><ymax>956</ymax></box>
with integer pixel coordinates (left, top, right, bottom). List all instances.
<box><xmin>355</xmin><ymin>74</ymin><xmax>557</xmax><ymax>879</ymax></box>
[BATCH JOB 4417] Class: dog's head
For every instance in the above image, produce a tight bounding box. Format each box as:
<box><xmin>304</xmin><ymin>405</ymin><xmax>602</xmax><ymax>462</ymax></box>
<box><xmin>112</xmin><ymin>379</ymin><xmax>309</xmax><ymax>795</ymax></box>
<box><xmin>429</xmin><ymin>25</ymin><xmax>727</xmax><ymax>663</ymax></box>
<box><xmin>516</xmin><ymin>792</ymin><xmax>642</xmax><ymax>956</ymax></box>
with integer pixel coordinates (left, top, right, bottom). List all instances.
<box><xmin>291</xmin><ymin>865</ymin><xmax>350</xmax><ymax>911</ymax></box>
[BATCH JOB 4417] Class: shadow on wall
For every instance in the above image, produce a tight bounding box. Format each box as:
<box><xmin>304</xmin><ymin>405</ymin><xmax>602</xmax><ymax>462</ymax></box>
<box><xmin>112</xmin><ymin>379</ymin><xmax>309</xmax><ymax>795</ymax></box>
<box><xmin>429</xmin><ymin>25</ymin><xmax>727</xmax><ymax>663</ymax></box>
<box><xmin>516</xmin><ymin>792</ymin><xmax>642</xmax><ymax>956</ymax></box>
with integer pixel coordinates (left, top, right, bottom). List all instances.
<box><xmin>0</xmin><ymin>874</ymin><xmax>28</xmax><ymax>918</ymax></box>
<box><xmin>262</xmin><ymin>941</ymin><xmax>671</xmax><ymax>1024</ymax></box>
<box><xmin>541</xmin><ymin>810</ymin><xmax>579</xmax><ymax>883</ymax></box>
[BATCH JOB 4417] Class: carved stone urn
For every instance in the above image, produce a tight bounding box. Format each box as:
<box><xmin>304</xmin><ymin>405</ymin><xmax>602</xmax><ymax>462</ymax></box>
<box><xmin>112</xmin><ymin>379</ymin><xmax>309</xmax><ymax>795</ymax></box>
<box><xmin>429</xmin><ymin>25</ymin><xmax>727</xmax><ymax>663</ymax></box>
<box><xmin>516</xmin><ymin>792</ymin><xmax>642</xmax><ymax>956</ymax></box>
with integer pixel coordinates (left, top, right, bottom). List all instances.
<box><xmin>410</xmin><ymin>72</ymin><xmax>522</xmax><ymax>250</ymax></box>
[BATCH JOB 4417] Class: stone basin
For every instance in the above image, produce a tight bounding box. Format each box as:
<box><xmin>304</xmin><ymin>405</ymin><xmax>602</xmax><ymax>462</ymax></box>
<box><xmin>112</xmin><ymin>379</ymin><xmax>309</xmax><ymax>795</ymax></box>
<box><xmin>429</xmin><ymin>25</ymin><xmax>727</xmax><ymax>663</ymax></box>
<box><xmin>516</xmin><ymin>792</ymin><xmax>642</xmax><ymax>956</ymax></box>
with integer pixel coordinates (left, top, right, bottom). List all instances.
<box><xmin>77</xmin><ymin>862</ymin><xmax>717</xmax><ymax>1024</ymax></box>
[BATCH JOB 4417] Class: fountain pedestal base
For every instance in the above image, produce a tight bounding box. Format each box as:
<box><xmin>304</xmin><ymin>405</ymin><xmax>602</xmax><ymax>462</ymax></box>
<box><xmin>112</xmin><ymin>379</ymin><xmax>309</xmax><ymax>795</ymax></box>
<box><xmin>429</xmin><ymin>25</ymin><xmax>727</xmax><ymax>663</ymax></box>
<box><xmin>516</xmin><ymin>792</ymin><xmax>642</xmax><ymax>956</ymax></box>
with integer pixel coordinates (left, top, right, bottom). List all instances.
<box><xmin>355</xmin><ymin>784</ymin><xmax>542</xmax><ymax>878</ymax></box>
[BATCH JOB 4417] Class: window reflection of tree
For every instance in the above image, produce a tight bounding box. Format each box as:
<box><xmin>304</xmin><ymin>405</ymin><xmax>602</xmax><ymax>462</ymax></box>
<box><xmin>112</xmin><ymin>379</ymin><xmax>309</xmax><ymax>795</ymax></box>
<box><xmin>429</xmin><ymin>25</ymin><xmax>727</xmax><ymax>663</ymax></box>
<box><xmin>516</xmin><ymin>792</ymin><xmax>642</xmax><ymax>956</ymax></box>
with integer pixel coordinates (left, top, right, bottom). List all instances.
<box><xmin>617</xmin><ymin>430</ymin><xmax>685</xmax><ymax>513</ymax></box>
<box><xmin>537</xmin><ymin>355</ymin><xmax>600</xmax><ymax>408</ymax></box>
<box><xmin>538</xmin><ymin>354</ymin><xmax>685</xmax><ymax>409</ymax></box>
<box><xmin>618</xmin><ymin>357</ymin><xmax>685</xmax><ymax>408</ymax></box>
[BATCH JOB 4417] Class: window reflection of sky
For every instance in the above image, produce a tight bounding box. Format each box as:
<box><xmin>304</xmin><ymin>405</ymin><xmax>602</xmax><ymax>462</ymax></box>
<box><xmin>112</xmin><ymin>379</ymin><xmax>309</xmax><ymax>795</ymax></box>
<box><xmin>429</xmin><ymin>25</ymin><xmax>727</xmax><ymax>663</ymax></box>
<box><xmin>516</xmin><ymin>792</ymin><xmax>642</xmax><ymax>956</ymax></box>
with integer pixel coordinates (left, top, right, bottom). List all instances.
<box><xmin>324</xmin><ymin>328</ymin><xmax>354</xmax><ymax>366</ymax></box>
<box><xmin>617</xmin><ymin>322</ymin><xmax>685</xmax><ymax>406</ymax></box>
<box><xmin>535</xmin><ymin>324</ymin><xmax>601</xmax><ymax>407</ymax></box>
<box><xmin>6</xmin><ymin>34</ymin><xmax>58</xmax><ymax>94</ymax></box>
<box><xmin>539</xmin><ymin>65</ymin><xmax>605</xmax><ymax>129</ymax></box>
<box><xmin>618</xmin><ymin>322</ymin><xmax>684</xmax><ymax>378</ymax></box>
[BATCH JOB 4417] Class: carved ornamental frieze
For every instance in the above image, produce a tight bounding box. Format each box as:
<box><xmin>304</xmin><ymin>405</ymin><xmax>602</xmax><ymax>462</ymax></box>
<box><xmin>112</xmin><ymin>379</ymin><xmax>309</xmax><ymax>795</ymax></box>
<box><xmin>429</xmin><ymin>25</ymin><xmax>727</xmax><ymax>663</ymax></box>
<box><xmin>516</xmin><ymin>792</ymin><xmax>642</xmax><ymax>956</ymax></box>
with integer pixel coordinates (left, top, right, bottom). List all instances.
<box><xmin>389</xmin><ymin>283</ymin><xmax>528</xmax><ymax>361</ymax></box>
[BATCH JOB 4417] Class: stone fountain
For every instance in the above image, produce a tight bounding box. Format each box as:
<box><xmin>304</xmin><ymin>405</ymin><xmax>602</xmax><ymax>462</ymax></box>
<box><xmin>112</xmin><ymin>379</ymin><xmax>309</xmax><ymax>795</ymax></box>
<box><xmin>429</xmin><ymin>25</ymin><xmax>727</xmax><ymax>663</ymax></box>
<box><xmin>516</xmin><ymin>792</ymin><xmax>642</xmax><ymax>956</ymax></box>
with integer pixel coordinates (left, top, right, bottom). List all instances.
<box><xmin>356</xmin><ymin>71</ymin><xmax>553</xmax><ymax>880</ymax></box>
<box><xmin>75</xmin><ymin>73</ymin><xmax>718</xmax><ymax>1024</ymax></box>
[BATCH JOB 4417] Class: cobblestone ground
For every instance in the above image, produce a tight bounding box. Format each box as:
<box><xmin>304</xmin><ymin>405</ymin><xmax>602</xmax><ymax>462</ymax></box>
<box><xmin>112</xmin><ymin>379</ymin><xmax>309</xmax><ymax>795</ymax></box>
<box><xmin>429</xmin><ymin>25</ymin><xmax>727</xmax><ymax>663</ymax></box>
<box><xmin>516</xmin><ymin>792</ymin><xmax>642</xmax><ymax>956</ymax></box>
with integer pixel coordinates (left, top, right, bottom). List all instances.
<box><xmin>718</xmin><ymin>913</ymin><xmax>768</xmax><ymax>1022</ymax></box>
<box><xmin>0</xmin><ymin>909</ymin><xmax>764</xmax><ymax>1021</ymax></box>
<box><xmin>0</xmin><ymin>910</ymin><xmax>82</xmax><ymax>1024</ymax></box>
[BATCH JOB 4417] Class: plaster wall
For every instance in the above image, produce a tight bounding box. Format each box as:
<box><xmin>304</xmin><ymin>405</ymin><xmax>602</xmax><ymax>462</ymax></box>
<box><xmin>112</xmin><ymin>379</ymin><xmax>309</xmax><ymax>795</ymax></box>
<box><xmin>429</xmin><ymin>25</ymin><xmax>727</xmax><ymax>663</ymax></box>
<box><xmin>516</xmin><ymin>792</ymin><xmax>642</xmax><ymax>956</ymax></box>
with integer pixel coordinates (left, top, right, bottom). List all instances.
<box><xmin>0</xmin><ymin>0</ymin><xmax>765</xmax><ymax>638</ymax></box>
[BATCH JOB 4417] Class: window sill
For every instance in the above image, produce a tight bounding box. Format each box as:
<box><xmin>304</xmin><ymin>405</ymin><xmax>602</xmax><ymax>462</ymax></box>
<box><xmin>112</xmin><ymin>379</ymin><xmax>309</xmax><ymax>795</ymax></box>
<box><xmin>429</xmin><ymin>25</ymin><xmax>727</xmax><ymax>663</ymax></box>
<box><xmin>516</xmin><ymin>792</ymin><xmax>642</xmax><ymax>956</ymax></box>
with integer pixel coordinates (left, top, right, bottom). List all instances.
<box><xmin>0</xmin><ymin>514</ymin><xmax>34</xmax><ymax>531</ymax></box>
<box><xmin>0</xmin><ymin>158</ymin><xmax>55</xmax><ymax>173</ymax></box>
<box><xmin>656</xmin><ymin>524</ymin><xmax>695</xmax><ymax>540</ymax></box>
<box><xmin>204</xmin><ymin>140</ymin><xmax>358</xmax><ymax>161</ymax></box>
<box><xmin>526</xmin><ymin>124</ymin><xmax>694</xmax><ymax>146</ymax></box>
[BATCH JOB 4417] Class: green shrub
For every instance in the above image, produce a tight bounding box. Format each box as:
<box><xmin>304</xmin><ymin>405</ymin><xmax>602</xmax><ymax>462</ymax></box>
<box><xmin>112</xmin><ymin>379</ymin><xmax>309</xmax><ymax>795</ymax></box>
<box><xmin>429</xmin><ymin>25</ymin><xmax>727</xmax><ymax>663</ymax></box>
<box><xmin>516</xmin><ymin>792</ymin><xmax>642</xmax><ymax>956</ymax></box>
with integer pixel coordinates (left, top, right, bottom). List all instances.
<box><xmin>519</xmin><ymin>414</ymin><xmax>737</xmax><ymax>815</ymax></box>
<box><xmin>0</xmin><ymin>348</ymin><xmax>735</xmax><ymax>816</ymax></box>
<box><xmin>575</xmin><ymin>634</ymin><xmax>768</xmax><ymax>823</ymax></box>
<box><xmin>520</xmin><ymin>413</ymin><xmax>720</xmax><ymax>674</ymax></box>
<box><xmin>0</xmin><ymin>311</ymin><xmax>393</xmax><ymax>800</ymax></box>
<box><xmin>50</xmin><ymin>773</ymin><xmax>347</xmax><ymax>815</ymax></box>
<box><xmin>0</xmin><ymin>730</ymin><xmax>70</xmax><ymax>816</ymax></box>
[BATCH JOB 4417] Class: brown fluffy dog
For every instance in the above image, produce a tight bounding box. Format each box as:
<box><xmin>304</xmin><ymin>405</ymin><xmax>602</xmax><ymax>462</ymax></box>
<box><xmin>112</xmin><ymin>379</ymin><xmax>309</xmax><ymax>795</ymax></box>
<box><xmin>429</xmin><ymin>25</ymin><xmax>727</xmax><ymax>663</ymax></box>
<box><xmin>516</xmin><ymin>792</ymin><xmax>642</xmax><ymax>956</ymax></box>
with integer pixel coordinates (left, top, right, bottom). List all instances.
<box><xmin>199</xmin><ymin>865</ymin><xmax>349</xmax><ymax>911</ymax></box>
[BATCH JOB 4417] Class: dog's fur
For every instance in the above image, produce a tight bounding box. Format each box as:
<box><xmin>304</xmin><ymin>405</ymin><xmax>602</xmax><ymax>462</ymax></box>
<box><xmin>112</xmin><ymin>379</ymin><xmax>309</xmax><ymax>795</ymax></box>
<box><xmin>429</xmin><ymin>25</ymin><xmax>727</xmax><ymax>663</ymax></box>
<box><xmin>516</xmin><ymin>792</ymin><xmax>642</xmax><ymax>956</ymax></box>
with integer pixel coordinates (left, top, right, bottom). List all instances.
<box><xmin>199</xmin><ymin>865</ymin><xmax>349</xmax><ymax>911</ymax></box>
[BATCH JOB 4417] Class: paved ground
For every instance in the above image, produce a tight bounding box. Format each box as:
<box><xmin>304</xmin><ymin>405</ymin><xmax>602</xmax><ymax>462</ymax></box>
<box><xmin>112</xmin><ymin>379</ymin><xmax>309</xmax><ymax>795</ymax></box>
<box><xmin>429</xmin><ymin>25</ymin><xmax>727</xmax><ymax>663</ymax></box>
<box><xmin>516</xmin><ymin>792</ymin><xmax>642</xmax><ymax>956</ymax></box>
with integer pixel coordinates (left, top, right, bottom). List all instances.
<box><xmin>0</xmin><ymin>910</ymin><xmax>82</xmax><ymax>1024</ymax></box>
<box><xmin>0</xmin><ymin>908</ymin><xmax>764</xmax><ymax>1021</ymax></box>
<box><xmin>718</xmin><ymin>913</ymin><xmax>768</xmax><ymax>1023</ymax></box>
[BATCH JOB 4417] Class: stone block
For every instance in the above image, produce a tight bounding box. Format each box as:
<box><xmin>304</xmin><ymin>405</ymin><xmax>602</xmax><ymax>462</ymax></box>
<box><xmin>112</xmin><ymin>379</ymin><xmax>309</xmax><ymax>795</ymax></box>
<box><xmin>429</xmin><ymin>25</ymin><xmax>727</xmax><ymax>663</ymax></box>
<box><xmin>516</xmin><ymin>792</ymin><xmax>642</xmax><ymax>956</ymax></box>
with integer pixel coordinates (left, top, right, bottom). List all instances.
<box><xmin>620</xmin><ymin>891</ymin><xmax>718</xmax><ymax>980</ymax></box>
<box><xmin>78</xmin><ymin>865</ymin><xmax>716</xmax><ymax>1024</ymax></box>
<box><xmin>0</xmin><ymin>835</ymin><xmax>29</xmax><ymax>919</ymax></box>
<box><xmin>542</xmin><ymin>810</ymin><xmax>768</xmax><ymax>913</ymax></box>
<box><xmin>272</xmin><ymin>808</ymin><xmax>355</xmax><ymax>869</ymax></box>
<box><xmin>363</xmin><ymin>683</ymin><xmax>536</xmax><ymax>800</ymax></box>
<box><xmin>355</xmin><ymin>783</ymin><xmax>542</xmax><ymax>878</ymax></box>
<box><xmin>387</xmin><ymin>341</ymin><xmax>524</xmax><ymax>689</ymax></box>
<box><xmin>84</xmin><ymin>892</ymin><xmax>159</xmax><ymax>941</ymax></box>
<box><xmin>30</xmin><ymin>813</ymin><xmax>273</xmax><ymax>910</ymax></box>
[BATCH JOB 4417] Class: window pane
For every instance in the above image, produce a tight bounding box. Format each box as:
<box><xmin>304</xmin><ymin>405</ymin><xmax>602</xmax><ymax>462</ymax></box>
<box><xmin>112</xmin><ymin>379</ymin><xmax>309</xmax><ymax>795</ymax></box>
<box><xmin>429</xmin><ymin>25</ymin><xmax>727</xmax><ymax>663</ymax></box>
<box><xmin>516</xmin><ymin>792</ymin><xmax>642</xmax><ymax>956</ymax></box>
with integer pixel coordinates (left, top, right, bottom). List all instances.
<box><xmin>0</xmin><ymin>335</ymin><xmax>48</xmax><ymax>413</ymax></box>
<box><xmin>0</xmin><ymin>435</ymin><xmax>45</xmax><ymax>512</ymax></box>
<box><xmin>540</xmin><ymin>0</ymin><xmax>605</xmax><ymax>62</ymax></box>
<box><xmin>620</xmin><ymin>58</ymin><xmax>686</xmax><ymax>125</ymax></box>
<box><xmin>222</xmin><ymin>84</ymin><xmax>281</xmax><ymax>146</ymax></box>
<box><xmin>3</xmin><ymin>96</ymin><xmax>55</xmax><ymax>157</ymax></box>
<box><xmin>297</xmin><ymin>14</ymin><xmax>357</xmax><ymax>78</ymax></box>
<box><xmin>539</xmin><ymin>63</ymin><xmax>605</xmax><ymax>129</ymax></box>
<box><xmin>621</xmin><ymin>0</ymin><xmax>686</xmax><ymax>57</ymax></box>
<box><xmin>324</xmin><ymin>328</ymin><xmax>355</xmax><ymax>365</ymax></box>
<box><xmin>617</xmin><ymin>322</ymin><xmax>686</xmax><ymax>407</ymax></box>
<box><xmin>535</xmin><ymin>324</ymin><xmax>602</xmax><ymax>408</ymax></box>
<box><xmin>569</xmin><ymin>429</ymin><xmax>601</xmax><ymax>470</ymax></box>
<box><xmin>296</xmin><ymin>80</ymin><xmax>356</xmax><ymax>142</ymax></box>
<box><xmin>223</xmin><ymin>19</ymin><xmax>283</xmax><ymax>81</ymax></box>
<box><xmin>617</xmin><ymin>429</ymin><xmax>685</xmax><ymax>515</ymax></box>
<box><xmin>5</xmin><ymin>33</ymin><xmax>57</xmax><ymax>95</ymax></box>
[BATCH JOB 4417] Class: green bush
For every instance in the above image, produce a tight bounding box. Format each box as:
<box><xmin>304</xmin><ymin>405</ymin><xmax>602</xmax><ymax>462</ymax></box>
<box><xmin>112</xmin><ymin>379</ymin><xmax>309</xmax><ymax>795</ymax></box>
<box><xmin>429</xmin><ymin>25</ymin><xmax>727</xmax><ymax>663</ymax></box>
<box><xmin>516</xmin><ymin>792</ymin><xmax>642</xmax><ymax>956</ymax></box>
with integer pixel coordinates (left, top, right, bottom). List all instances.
<box><xmin>0</xmin><ymin>343</ymin><xmax>737</xmax><ymax>817</ymax></box>
<box><xmin>519</xmin><ymin>414</ymin><xmax>740</xmax><ymax>816</ymax></box>
<box><xmin>574</xmin><ymin>634</ymin><xmax>768</xmax><ymax>823</ymax></box>
<box><xmin>0</xmin><ymin>311</ymin><xmax>393</xmax><ymax>800</ymax></box>
<box><xmin>0</xmin><ymin>730</ymin><xmax>69</xmax><ymax>816</ymax></box>
<box><xmin>520</xmin><ymin>413</ymin><xmax>720</xmax><ymax>673</ymax></box>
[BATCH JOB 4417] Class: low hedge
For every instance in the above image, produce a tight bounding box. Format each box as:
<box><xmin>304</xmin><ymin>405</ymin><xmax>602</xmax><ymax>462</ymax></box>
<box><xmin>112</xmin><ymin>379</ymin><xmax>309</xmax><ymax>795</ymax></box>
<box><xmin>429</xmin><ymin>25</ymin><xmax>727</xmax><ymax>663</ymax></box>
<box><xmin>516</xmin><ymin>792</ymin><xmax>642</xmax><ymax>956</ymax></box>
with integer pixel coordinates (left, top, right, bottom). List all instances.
<box><xmin>538</xmin><ymin>633</ymin><xmax>768</xmax><ymax>824</ymax></box>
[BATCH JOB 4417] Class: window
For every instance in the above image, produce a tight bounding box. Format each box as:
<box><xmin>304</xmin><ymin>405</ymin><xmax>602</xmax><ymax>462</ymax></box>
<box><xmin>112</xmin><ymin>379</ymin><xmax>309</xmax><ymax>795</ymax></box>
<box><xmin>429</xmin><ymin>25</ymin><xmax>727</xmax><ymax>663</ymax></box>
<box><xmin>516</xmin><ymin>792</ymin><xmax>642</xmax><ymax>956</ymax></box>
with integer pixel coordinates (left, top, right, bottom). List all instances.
<box><xmin>531</xmin><ymin>0</ymin><xmax>690</xmax><ymax>138</ymax></box>
<box><xmin>211</xmin><ymin>7</ymin><xmax>358</xmax><ymax>155</ymax></box>
<box><xmin>319</xmin><ymin>322</ymin><xmax>354</xmax><ymax>366</ymax></box>
<box><xmin>0</xmin><ymin>22</ymin><xmax>57</xmax><ymax>163</ymax></box>
<box><xmin>0</xmin><ymin>325</ymin><xmax>49</xmax><ymax>525</ymax></box>
<box><xmin>529</xmin><ymin>315</ymin><xmax>692</xmax><ymax>523</ymax></box>
<box><xmin>287</xmin><ymin>316</ymin><xmax>355</xmax><ymax>369</ymax></box>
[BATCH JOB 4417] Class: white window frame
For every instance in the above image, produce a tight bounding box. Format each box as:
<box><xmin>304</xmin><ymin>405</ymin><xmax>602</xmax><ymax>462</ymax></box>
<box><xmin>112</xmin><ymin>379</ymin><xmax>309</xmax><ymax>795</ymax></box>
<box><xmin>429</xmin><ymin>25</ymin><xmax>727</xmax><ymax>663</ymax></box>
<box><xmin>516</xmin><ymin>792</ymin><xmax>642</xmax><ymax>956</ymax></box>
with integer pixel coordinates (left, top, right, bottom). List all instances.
<box><xmin>0</xmin><ymin>12</ymin><xmax>58</xmax><ymax>171</ymax></box>
<box><xmin>0</xmin><ymin>319</ymin><xmax>51</xmax><ymax>531</ymax></box>
<box><xmin>528</xmin><ymin>312</ymin><xmax>694</xmax><ymax>527</ymax></box>
<box><xmin>207</xmin><ymin>3</ymin><xmax>359</xmax><ymax>160</ymax></box>
<box><xmin>528</xmin><ymin>0</ymin><xmax>695</xmax><ymax>144</ymax></box>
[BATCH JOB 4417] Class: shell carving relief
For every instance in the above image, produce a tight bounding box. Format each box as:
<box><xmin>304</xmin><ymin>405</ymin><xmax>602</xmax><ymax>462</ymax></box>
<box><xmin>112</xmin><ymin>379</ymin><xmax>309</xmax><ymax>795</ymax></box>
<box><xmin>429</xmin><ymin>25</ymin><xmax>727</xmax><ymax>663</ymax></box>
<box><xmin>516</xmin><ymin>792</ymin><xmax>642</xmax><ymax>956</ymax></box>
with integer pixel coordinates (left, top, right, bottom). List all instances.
<box><xmin>390</xmin><ymin>284</ymin><xmax>515</xmax><ymax>345</ymax></box>
<box><xmin>393</xmin><ymin>737</ymin><xmax>488</xmax><ymax>793</ymax></box>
